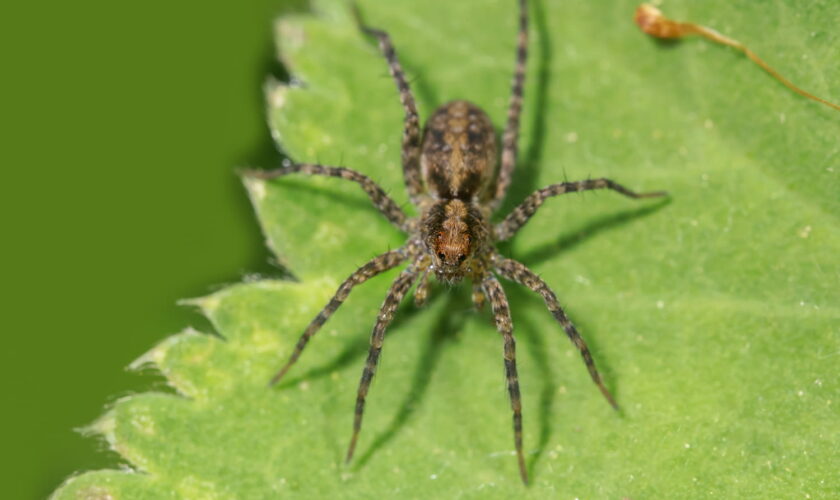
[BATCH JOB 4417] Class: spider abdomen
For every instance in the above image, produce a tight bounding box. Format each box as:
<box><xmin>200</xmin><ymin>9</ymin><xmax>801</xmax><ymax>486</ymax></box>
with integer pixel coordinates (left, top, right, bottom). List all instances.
<box><xmin>420</xmin><ymin>100</ymin><xmax>498</xmax><ymax>201</ymax></box>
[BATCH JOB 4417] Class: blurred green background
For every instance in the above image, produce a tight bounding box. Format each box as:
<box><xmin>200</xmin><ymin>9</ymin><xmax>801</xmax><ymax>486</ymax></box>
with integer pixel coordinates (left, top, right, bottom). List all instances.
<box><xmin>1</xmin><ymin>1</ymin><xmax>304</xmax><ymax>497</ymax></box>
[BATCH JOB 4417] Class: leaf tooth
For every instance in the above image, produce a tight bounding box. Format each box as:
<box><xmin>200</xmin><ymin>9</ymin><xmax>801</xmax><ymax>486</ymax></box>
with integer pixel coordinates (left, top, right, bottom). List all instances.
<box><xmin>265</xmin><ymin>79</ymin><xmax>291</xmax><ymax>150</ymax></box>
<box><xmin>274</xmin><ymin>17</ymin><xmax>306</xmax><ymax>71</ymax></box>
<box><xmin>128</xmin><ymin>328</ymin><xmax>192</xmax><ymax>373</ymax></box>
<box><xmin>242</xmin><ymin>177</ymin><xmax>289</xmax><ymax>273</ymax></box>
<box><xmin>78</xmin><ymin>394</ymin><xmax>170</xmax><ymax>472</ymax></box>
<box><xmin>272</xmin><ymin>4</ymin><xmax>353</xmax><ymax>73</ymax></box>
<box><xmin>128</xmin><ymin>328</ymin><xmax>222</xmax><ymax>399</ymax></box>
<box><xmin>80</xmin><ymin>407</ymin><xmax>117</xmax><ymax>442</ymax></box>
<box><xmin>242</xmin><ymin>175</ymin><xmax>267</xmax><ymax>205</ymax></box>
<box><xmin>108</xmin><ymin>393</ymin><xmax>191</xmax><ymax>475</ymax></box>
<box><xmin>265</xmin><ymin>77</ymin><xmax>290</xmax><ymax>112</ymax></box>
<box><xmin>178</xmin><ymin>290</ymin><xmax>225</xmax><ymax>316</ymax></box>
<box><xmin>50</xmin><ymin>470</ymin><xmax>171</xmax><ymax>500</ymax></box>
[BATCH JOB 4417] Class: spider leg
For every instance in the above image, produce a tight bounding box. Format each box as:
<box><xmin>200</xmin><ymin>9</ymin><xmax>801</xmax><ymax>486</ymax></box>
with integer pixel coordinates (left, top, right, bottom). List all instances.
<box><xmin>352</xmin><ymin>5</ymin><xmax>424</xmax><ymax>204</ymax></box>
<box><xmin>482</xmin><ymin>273</ymin><xmax>528</xmax><ymax>485</ymax></box>
<box><xmin>495</xmin><ymin>178</ymin><xmax>667</xmax><ymax>241</ymax></box>
<box><xmin>413</xmin><ymin>268</ymin><xmax>430</xmax><ymax>307</ymax></box>
<box><xmin>346</xmin><ymin>264</ymin><xmax>420</xmax><ymax>463</ymax></box>
<box><xmin>269</xmin><ymin>248</ymin><xmax>407</xmax><ymax>386</ymax></box>
<box><xmin>490</xmin><ymin>0</ymin><xmax>529</xmax><ymax>211</ymax></box>
<box><xmin>245</xmin><ymin>163</ymin><xmax>409</xmax><ymax>231</ymax></box>
<box><xmin>494</xmin><ymin>256</ymin><xmax>619</xmax><ymax>410</ymax></box>
<box><xmin>471</xmin><ymin>282</ymin><xmax>486</xmax><ymax>311</ymax></box>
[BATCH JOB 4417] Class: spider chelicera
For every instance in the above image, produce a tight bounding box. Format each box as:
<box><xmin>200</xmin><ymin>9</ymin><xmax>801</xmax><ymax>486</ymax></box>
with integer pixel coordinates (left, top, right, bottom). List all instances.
<box><xmin>247</xmin><ymin>0</ymin><xmax>666</xmax><ymax>484</ymax></box>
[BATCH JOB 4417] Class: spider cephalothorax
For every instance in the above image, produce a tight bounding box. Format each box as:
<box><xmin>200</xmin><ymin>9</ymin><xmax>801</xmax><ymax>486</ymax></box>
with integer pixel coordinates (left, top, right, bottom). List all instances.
<box><xmin>421</xmin><ymin>196</ymin><xmax>490</xmax><ymax>283</ymax></box>
<box><xmin>248</xmin><ymin>0</ymin><xmax>666</xmax><ymax>484</ymax></box>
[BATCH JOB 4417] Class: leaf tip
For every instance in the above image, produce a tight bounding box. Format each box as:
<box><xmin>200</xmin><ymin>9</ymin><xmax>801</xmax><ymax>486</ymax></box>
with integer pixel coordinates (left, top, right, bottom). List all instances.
<box><xmin>264</xmin><ymin>80</ymin><xmax>291</xmax><ymax>151</ymax></box>
<box><xmin>265</xmin><ymin>79</ymin><xmax>290</xmax><ymax>112</ymax></box>
<box><xmin>243</xmin><ymin>176</ymin><xmax>268</xmax><ymax>204</ymax></box>
<box><xmin>50</xmin><ymin>478</ymin><xmax>118</xmax><ymax>500</ymax></box>
<box><xmin>179</xmin><ymin>293</ymin><xmax>224</xmax><ymax>315</ymax></box>
<box><xmin>128</xmin><ymin>326</ymin><xmax>206</xmax><ymax>374</ymax></box>
<box><xmin>80</xmin><ymin>409</ymin><xmax>117</xmax><ymax>442</ymax></box>
<box><xmin>127</xmin><ymin>345</ymin><xmax>162</xmax><ymax>374</ymax></box>
<box><xmin>275</xmin><ymin>17</ymin><xmax>307</xmax><ymax>54</ymax></box>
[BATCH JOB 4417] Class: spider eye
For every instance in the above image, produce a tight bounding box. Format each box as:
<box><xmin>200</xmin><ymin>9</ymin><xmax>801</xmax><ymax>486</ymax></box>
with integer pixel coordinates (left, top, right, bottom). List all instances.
<box><xmin>458</xmin><ymin>254</ymin><xmax>466</xmax><ymax>263</ymax></box>
<box><xmin>437</xmin><ymin>253</ymin><xmax>445</xmax><ymax>260</ymax></box>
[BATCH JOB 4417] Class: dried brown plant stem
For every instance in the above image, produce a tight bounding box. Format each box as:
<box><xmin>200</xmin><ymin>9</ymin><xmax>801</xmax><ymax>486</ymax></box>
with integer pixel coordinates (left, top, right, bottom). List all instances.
<box><xmin>635</xmin><ymin>3</ymin><xmax>840</xmax><ymax>112</ymax></box>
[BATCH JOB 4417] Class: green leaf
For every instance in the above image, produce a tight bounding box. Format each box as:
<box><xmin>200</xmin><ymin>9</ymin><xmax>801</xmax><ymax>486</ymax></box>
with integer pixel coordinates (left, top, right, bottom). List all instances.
<box><xmin>53</xmin><ymin>0</ymin><xmax>839</xmax><ymax>498</ymax></box>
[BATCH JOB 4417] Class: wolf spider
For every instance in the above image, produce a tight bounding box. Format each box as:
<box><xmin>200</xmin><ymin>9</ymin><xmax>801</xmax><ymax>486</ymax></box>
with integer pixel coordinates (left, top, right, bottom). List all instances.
<box><xmin>248</xmin><ymin>0</ymin><xmax>666</xmax><ymax>484</ymax></box>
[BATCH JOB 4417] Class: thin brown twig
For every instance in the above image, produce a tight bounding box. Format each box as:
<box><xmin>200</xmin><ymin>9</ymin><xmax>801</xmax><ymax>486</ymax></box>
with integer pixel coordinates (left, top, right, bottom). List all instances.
<box><xmin>634</xmin><ymin>3</ymin><xmax>840</xmax><ymax>112</ymax></box>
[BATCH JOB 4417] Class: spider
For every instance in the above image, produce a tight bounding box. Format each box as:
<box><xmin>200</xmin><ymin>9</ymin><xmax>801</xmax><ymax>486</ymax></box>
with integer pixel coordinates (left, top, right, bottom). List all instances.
<box><xmin>247</xmin><ymin>0</ymin><xmax>666</xmax><ymax>484</ymax></box>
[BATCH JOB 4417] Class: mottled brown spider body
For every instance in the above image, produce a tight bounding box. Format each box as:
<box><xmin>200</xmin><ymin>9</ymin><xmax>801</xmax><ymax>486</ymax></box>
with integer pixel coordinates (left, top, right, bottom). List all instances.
<box><xmin>248</xmin><ymin>0</ymin><xmax>666</xmax><ymax>484</ymax></box>
<box><xmin>421</xmin><ymin>100</ymin><xmax>497</xmax><ymax>202</ymax></box>
<box><xmin>420</xmin><ymin>100</ymin><xmax>495</xmax><ymax>283</ymax></box>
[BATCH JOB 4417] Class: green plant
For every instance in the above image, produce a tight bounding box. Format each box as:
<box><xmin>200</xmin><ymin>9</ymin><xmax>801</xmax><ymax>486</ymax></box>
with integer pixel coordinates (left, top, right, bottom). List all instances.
<box><xmin>52</xmin><ymin>0</ymin><xmax>839</xmax><ymax>498</ymax></box>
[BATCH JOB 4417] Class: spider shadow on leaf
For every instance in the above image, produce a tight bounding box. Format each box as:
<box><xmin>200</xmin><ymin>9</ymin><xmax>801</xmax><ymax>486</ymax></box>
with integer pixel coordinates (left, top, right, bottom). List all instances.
<box><xmin>353</xmin><ymin>288</ymin><xmax>470</xmax><ymax>467</ymax></box>
<box><xmin>269</xmin><ymin>272</ymin><xmax>420</xmax><ymax>391</ymax></box>
<box><xmin>275</xmin><ymin>177</ymin><xmax>406</xmax><ymax>215</ymax></box>
<box><xmin>513</xmin><ymin>197</ymin><xmax>671</xmax><ymax>267</ymax></box>
<box><xmin>496</xmin><ymin>200</ymin><xmax>671</xmax><ymax>477</ymax></box>
<box><xmin>504</xmin><ymin>287</ymin><xmax>617</xmax><ymax>478</ymax></box>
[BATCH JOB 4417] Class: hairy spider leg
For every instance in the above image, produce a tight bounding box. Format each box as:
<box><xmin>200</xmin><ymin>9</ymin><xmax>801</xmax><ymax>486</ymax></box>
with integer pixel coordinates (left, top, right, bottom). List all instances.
<box><xmin>495</xmin><ymin>177</ymin><xmax>668</xmax><ymax>240</ymax></box>
<box><xmin>353</xmin><ymin>5</ymin><xmax>425</xmax><ymax>203</ymax></box>
<box><xmin>269</xmin><ymin>248</ymin><xmax>407</xmax><ymax>386</ymax></box>
<box><xmin>482</xmin><ymin>273</ymin><xmax>528</xmax><ymax>484</ymax></box>
<box><xmin>413</xmin><ymin>268</ymin><xmax>430</xmax><ymax>307</ymax></box>
<box><xmin>495</xmin><ymin>256</ymin><xmax>619</xmax><ymax>409</ymax></box>
<box><xmin>491</xmin><ymin>0</ymin><xmax>529</xmax><ymax>210</ymax></box>
<box><xmin>245</xmin><ymin>163</ymin><xmax>409</xmax><ymax>231</ymax></box>
<box><xmin>471</xmin><ymin>282</ymin><xmax>487</xmax><ymax>310</ymax></box>
<box><xmin>346</xmin><ymin>264</ymin><xmax>421</xmax><ymax>462</ymax></box>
